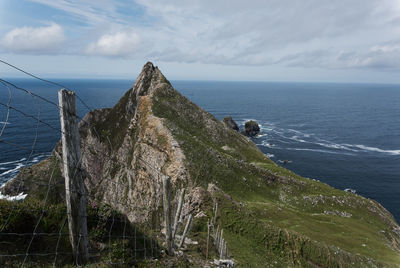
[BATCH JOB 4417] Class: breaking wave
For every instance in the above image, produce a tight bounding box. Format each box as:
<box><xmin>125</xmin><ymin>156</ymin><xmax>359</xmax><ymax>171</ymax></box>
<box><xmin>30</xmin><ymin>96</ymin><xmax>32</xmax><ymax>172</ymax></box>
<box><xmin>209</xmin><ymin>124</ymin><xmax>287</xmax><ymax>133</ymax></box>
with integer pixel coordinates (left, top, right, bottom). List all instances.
<box><xmin>0</xmin><ymin>153</ymin><xmax>51</xmax><ymax>186</ymax></box>
<box><xmin>247</xmin><ymin>119</ymin><xmax>399</xmax><ymax>156</ymax></box>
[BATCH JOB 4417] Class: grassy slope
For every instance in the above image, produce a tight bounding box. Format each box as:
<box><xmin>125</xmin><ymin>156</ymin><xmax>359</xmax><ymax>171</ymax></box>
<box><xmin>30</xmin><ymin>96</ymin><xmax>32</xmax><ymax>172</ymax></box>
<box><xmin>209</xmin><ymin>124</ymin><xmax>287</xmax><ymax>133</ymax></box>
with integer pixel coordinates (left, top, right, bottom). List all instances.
<box><xmin>151</xmin><ymin>80</ymin><xmax>400</xmax><ymax>267</ymax></box>
<box><xmin>0</xmin><ymin>198</ymin><xmax>160</xmax><ymax>267</ymax></box>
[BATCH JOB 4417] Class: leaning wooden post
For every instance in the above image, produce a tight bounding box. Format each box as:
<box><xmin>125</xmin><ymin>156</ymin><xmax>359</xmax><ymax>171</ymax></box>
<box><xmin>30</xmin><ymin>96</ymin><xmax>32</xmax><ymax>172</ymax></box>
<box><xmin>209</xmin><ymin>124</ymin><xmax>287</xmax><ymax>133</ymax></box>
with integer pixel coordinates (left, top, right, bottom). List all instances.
<box><xmin>213</xmin><ymin>202</ymin><xmax>218</xmax><ymax>225</ymax></box>
<box><xmin>219</xmin><ymin>229</ymin><xmax>224</xmax><ymax>258</ymax></box>
<box><xmin>172</xmin><ymin>188</ymin><xmax>185</xmax><ymax>241</ymax></box>
<box><xmin>215</xmin><ymin>225</ymin><xmax>220</xmax><ymax>246</ymax></box>
<box><xmin>58</xmin><ymin>89</ymin><xmax>89</xmax><ymax>264</ymax></box>
<box><xmin>220</xmin><ymin>238</ymin><xmax>225</xmax><ymax>259</ymax></box>
<box><xmin>224</xmin><ymin>240</ymin><xmax>228</xmax><ymax>259</ymax></box>
<box><xmin>162</xmin><ymin>176</ymin><xmax>173</xmax><ymax>255</ymax></box>
<box><xmin>179</xmin><ymin>214</ymin><xmax>193</xmax><ymax>248</ymax></box>
<box><xmin>206</xmin><ymin>219</ymin><xmax>210</xmax><ymax>260</ymax></box>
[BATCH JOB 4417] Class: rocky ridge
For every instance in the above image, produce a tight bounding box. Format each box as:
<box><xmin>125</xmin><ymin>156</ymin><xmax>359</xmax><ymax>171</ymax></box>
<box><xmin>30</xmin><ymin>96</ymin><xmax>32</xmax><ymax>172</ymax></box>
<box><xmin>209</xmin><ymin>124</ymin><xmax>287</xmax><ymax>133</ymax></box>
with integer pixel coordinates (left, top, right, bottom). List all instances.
<box><xmin>2</xmin><ymin>62</ymin><xmax>400</xmax><ymax>267</ymax></box>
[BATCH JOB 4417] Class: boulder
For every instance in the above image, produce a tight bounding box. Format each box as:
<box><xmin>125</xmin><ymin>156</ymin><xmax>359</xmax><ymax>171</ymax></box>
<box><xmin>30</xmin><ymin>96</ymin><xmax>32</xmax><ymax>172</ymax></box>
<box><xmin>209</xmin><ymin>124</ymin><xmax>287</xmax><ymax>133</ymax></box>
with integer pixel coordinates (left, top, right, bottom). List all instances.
<box><xmin>241</xmin><ymin>120</ymin><xmax>260</xmax><ymax>137</ymax></box>
<box><xmin>222</xmin><ymin>116</ymin><xmax>239</xmax><ymax>131</ymax></box>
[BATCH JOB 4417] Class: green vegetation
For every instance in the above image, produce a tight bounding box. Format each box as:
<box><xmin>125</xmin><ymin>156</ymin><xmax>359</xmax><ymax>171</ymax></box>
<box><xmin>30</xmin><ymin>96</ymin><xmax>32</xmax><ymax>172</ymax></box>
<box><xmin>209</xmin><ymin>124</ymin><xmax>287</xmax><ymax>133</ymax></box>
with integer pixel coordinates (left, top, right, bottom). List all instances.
<box><xmin>92</xmin><ymin>87</ymin><xmax>135</xmax><ymax>150</ymax></box>
<box><xmin>152</xmin><ymin>78</ymin><xmax>400</xmax><ymax>267</ymax></box>
<box><xmin>2</xmin><ymin>64</ymin><xmax>399</xmax><ymax>267</ymax></box>
<box><xmin>0</xmin><ymin>199</ymin><xmax>161</xmax><ymax>267</ymax></box>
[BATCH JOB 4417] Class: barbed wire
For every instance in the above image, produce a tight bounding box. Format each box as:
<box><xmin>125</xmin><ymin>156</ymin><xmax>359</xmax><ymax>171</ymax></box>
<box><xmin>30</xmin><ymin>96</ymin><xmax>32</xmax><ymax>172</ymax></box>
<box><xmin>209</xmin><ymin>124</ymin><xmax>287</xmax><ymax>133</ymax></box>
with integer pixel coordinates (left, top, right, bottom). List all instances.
<box><xmin>0</xmin><ymin>80</ymin><xmax>11</xmax><ymax>138</ymax></box>
<box><xmin>0</xmin><ymin>92</ymin><xmax>41</xmax><ymax>235</ymax></box>
<box><xmin>0</xmin><ymin>60</ymin><xmax>71</xmax><ymax>91</ymax></box>
<box><xmin>0</xmin><ymin>59</ymin><xmax>164</xmax><ymax>267</ymax></box>
<box><xmin>22</xmin><ymin>157</ymin><xmax>60</xmax><ymax>266</ymax></box>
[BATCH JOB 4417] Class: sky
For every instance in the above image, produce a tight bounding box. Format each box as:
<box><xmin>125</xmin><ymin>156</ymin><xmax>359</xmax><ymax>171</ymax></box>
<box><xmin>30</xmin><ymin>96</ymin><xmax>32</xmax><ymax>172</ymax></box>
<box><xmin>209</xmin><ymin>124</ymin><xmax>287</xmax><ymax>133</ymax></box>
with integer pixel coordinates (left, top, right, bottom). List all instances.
<box><xmin>1</xmin><ymin>0</ymin><xmax>400</xmax><ymax>83</ymax></box>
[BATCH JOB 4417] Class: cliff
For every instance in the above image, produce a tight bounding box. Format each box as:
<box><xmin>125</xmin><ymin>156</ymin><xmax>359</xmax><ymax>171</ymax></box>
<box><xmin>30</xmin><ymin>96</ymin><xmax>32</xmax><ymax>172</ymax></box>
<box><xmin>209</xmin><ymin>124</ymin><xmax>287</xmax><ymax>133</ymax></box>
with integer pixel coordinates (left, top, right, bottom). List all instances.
<box><xmin>2</xmin><ymin>62</ymin><xmax>400</xmax><ymax>267</ymax></box>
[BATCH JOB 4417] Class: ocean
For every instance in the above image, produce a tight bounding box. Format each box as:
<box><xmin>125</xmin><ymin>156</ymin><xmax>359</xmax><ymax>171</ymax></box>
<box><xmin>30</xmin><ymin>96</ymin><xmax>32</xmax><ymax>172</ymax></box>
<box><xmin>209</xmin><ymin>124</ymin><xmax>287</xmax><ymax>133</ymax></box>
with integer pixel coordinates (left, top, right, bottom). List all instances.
<box><xmin>1</xmin><ymin>79</ymin><xmax>399</xmax><ymax>222</ymax></box>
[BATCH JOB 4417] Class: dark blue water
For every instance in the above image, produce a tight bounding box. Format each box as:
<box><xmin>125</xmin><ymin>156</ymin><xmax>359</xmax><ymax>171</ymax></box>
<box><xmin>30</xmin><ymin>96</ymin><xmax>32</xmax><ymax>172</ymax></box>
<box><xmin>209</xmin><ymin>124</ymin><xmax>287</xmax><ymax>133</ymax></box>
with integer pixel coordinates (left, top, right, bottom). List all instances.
<box><xmin>1</xmin><ymin>79</ymin><xmax>399</xmax><ymax>222</ymax></box>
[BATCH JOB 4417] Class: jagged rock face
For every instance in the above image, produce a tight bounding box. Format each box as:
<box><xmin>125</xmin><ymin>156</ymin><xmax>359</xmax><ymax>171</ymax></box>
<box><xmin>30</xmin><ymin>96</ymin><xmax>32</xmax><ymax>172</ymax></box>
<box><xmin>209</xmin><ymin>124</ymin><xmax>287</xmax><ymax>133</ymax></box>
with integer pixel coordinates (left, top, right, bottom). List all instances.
<box><xmin>3</xmin><ymin>62</ymin><xmax>400</xmax><ymax>266</ymax></box>
<box><xmin>241</xmin><ymin>120</ymin><xmax>260</xmax><ymax>137</ymax></box>
<box><xmin>2</xmin><ymin>62</ymin><xmax>188</xmax><ymax>223</ymax></box>
<box><xmin>222</xmin><ymin>116</ymin><xmax>239</xmax><ymax>132</ymax></box>
<box><xmin>77</xmin><ymin>62</ymin><xmax>189</xmax><ymax>222</ymax></box>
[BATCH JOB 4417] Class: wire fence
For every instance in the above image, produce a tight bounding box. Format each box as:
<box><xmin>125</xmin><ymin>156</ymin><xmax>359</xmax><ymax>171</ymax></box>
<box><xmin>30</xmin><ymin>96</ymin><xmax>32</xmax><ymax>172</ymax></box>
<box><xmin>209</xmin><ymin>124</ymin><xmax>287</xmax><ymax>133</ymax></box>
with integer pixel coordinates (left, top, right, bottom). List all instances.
<box><xmin>0</xmin><ymin>60</ymin><xmax>168</xmax><ymax>267</ymax></box>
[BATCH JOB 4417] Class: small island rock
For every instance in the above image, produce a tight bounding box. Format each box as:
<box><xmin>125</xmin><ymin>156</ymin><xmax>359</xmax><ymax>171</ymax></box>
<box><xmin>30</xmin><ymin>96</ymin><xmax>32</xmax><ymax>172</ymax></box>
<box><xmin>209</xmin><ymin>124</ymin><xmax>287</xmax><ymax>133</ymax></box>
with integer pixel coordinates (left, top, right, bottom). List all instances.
<box><xmin>241</xmin><ymin>120</ymin><xmax>260</xmax><ymax>137</ymax></box>
<box><xmin>222</xmin><ymin>116</ymin><xmax>239</xmax><ymax>131</ymax></box>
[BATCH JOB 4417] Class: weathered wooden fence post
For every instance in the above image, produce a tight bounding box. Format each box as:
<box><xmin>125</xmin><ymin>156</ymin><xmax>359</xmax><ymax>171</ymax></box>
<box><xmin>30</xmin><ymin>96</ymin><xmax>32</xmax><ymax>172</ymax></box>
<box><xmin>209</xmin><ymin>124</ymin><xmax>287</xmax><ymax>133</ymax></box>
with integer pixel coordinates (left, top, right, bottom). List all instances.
<box><xmin>58</xmin><ymin>89</ymin><xmax>89</xmax><ymax>265</ymax></box>
<box><xmin>179</xmin><ymin>214</ymin><xmax>193</xmax><ymax>248</ymax></box>
<box><xmin>213</xmin><ymin>202</ymin><xmax>218</xmax><ymax>225</ymax></box>
<box><xmin>172</xmin><ymin>188</ymin><xmax>185</xmax><ymax>241</ymax></box>
<box><xmin>206</xmin><ymin>219</ymin><xmax>210</xmax><ymax>259</ymax></box>
<box><xmin>219</xmin><ymin>229</ymin><xmax>224</xmax><ymax>258</ymax></box>
<box><xmin>215</xmin><ymin>225</ymin><xmax>220</xmax><ymax>246</ymax></box>
<box><xmin>162</xmin><ymin>175</ymin><xmax>173</xmax><ymax>255</ymax></box>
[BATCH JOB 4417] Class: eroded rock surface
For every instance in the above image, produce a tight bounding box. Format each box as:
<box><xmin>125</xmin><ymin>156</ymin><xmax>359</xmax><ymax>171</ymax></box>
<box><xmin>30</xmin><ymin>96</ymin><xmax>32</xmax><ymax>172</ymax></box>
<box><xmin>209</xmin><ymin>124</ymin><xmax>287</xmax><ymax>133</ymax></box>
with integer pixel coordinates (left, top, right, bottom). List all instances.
<box><xmin>241</xmin><ymin>120</ymin><xmax>260</xmax><ymax>136</ymax></box>
<box><xmin>222</xmin><ymin>116</ymin><xmax>239</xmax><ymax>131</ymax></box>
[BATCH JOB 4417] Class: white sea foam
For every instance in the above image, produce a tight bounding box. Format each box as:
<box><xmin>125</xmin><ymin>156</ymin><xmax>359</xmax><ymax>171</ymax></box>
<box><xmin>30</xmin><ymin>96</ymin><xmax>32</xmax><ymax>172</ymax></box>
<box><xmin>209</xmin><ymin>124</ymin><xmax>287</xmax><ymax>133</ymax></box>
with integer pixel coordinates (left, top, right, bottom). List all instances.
<box><xmin>287</xmin><ymin>148</ymin><xmax>355</xmax><ymax>156</ymax></box>
<box><xmin>255</xmin><ymin>133</ymin><xmax>268</xmax><ymax>138</ymax></box>
<box><xmin>0</xmin><ymin>192</ymin><xmax>27</xmax><ymax>201</ymax></box>
<box><xmin>288</xmin><ymin>123</ymin><xmax>307</xmax><ymax>128</ymax></box>
<box><xmin>260</xmin><ymin>126</ymin><xmax>274</xmax><ymax>132</ymax></box>
<box><xmin>266</xmin><ymin>153</ymin><xmax>275</xmax><ymax>158</ymax></box>
<box><xmin>0</xmin><ymin>153</ymin><xmax>51</xmax><ymax>185</ymax></box>
<box><xmin>260</xmin><ymin>140</ymin><xmax>276</xmax><ymax>148</ymax></box>
<box><xmin>0</xmin><ymin>158</ymin><xmax>27</xmax><ymax>166</ymax></box>
<box><xmin>287</xmin><ymin>128</ymin><xmax>312</xmax><ymax>138</ymax></box>
<box><xmin>344</xmin><ymin>188</ymin><xmax>356</xmax><ymax>194</ymax></box>
<box><xmin>0</xmin><ymin>121</ymin><xmax>10</xmax><ymax>125</ymax></box>
<box><xmin>291</xmin><ymin>135</ymin><xmax>307</xmax><ymax>143</ymax></box>
<box><xmin>0</xmin><ymin>163</ymin><xmax>25</xmax><ymax>176</ymax></box>
<box><xmin>314</xmin><ymin>142</ymin><xmax>359</xmax><ymax>152</ymax></box>
<box><xmin>351</xmin><ymin>144</ymin><xmax>400</xmax><ymax>155</ymax></box>
<box><xmin>242</xmin><ymin>119</ymin><xmax>400</xmax><ymax>157</ymax></box>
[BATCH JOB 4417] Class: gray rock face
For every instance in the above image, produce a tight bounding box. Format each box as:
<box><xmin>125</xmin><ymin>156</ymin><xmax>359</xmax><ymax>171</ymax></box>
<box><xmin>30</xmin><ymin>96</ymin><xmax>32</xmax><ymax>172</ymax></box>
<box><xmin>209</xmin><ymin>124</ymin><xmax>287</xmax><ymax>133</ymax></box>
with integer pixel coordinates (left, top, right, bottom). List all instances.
<box><xmin>222</xmin><ymin>116</ymin><xmax>239</xmax><ymax>131</ymax></box>
<box><xmin>241</xmin><ymin>120</ymin><xmax>260</xmax><ymax>137</ymax></box>
<box><xmin>2</xmin><ymin>62</ymin><xmax>188</xmax><ymax>223</ymax></box>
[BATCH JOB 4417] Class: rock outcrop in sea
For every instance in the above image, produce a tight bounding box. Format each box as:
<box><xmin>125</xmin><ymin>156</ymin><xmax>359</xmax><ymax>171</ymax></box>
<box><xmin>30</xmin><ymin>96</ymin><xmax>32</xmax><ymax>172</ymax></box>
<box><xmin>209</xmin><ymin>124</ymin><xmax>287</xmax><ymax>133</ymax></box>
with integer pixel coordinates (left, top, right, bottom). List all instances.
<box><xmin>241</xmin><ymin>120</ymin><xmax>260</xmax><ymax>136</ymax></box>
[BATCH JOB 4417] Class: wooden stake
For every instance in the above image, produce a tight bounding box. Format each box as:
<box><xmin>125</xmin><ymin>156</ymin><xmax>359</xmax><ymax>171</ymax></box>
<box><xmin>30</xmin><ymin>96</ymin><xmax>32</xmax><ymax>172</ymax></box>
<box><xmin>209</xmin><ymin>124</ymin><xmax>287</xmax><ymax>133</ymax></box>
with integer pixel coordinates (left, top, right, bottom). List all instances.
<box><xmin>224</xmin><ymin>240</ymin><xmax>228</xmax><ymax>259</ymax></box>
<box><xmin>58</xmin><ymin>89</ymin><xmax>88</xmax><ymax>265</ymax></box>
<box><xmin>172</xmin><ymin>188</ymin><xmax>185</xmax><ymax>242</ymax></box>
<box><xmin>213</xmin><ymin>202</ymin><xmax>218</xmax><ymax>225</ymax></box>
<box><xmin>179</xmin><ymin>214</ymin><xmax>193</xmax><ymax>248</ymax></box>
<box><xmin>206</xmin><ymin>219</ymin><xmax>210</xmax><ymax>260</ymax></box>
<box><xmin>220</xmin><ymin>238</ymin><xmax>225</xmax><ymax>259</ymax></box>
<box><xmin>219</xmin><ymin>229</ymin><xmax>224</xmax><ymax>258</ymax></box>
<box><xmin>215</xmin><ymin>225</ymin><xmax>220</xmax><ymax>246</ymax></box>
<box><xmin>162</xmin><ymin>175</ymin><xmax>173</xmax><ymax>255</ymax></box>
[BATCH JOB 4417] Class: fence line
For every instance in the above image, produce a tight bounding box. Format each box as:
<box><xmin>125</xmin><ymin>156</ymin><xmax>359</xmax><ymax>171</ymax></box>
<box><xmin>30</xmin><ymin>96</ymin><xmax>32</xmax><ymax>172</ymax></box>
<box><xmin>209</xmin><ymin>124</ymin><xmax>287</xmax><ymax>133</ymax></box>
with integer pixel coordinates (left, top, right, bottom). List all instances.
<box><xmin>0</xmin><ymin>60</ymin><xmax>168</xmax><ymax>267</ymax></box>
<box><xmin>0</xmin><ymin>59</ymin><xmax>208</xmax><ymax>267</ymax></box>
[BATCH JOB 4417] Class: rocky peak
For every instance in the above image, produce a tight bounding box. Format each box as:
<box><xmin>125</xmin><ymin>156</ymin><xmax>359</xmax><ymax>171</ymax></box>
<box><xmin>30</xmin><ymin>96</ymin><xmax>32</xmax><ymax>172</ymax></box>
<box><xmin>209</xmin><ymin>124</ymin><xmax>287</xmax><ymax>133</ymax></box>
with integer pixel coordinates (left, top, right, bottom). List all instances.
<box><xmin>2</xmin><ymin>62</ymin><xmax>400</xmax><ymax>266</ymax></box>
<box><xmin>132</xmin><ymin>62</ymin><xmax>168</xmax><ymax>99</ymax></box>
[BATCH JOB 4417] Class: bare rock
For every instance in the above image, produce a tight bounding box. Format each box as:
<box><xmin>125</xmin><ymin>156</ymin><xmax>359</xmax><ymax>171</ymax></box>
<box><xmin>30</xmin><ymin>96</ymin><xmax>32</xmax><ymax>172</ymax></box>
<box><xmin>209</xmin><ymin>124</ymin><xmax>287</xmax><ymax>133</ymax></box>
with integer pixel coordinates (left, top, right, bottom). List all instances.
<box><xmin>222</xmin><ymin>116</ymin><xmax>239</xmax><ymax>132</ymax></box>
<box><xmin>241</xmin><ymin>120</ymin><xmax>260</xmax><ymax>137</ymax></box>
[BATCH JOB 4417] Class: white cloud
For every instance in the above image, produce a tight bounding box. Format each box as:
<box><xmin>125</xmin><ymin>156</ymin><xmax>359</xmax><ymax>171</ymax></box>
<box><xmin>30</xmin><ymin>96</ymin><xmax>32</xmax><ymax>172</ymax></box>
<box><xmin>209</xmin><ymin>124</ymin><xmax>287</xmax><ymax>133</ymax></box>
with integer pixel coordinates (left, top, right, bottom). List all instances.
<box><xmin>28</xmin><ymin>0</ymin><xmax>118</xmax><ymax>25</ymax></box>
<box><xmin>133</xmin><ymin>0</ymin><xmax>400</xmax><ymax>69</ymax></box>
<box><xmin>8</xmin><ymin>0</ymin><xmax>400</xmax><ymax>72</ymax></box>
<box><xmin>1</xmin><ymin>23</ymin><xmax>65</xmax><ymax>54</ymax></box>
<box><xmin>273</xmin><ymin>40</ymin><xmax>400</xmax><ymax>71</ymax></box>
<box><xmin>85</xmin><ymin>31</ymin><xmax>141</xmax><ymax>57</ymax></box>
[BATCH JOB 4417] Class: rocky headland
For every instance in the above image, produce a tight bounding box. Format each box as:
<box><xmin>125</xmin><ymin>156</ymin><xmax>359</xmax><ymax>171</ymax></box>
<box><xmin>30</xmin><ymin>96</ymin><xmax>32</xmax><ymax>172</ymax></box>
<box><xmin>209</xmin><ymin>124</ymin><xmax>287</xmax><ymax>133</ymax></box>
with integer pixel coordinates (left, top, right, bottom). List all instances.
<box><xmin>1</xmin><ymin>62</ymin><xmax>400</xmax><ymax>267</ymax></box>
